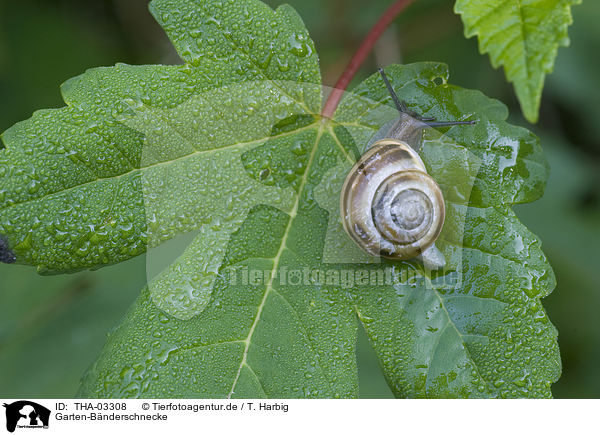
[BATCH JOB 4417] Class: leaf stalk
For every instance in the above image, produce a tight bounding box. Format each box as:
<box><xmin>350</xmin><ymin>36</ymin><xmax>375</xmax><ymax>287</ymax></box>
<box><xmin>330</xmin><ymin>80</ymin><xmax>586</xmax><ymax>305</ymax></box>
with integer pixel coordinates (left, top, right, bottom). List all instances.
<box><xmin>321</xmin><ymin>0</ymin><xmax>416</xmax><ymax>118</ymax></box>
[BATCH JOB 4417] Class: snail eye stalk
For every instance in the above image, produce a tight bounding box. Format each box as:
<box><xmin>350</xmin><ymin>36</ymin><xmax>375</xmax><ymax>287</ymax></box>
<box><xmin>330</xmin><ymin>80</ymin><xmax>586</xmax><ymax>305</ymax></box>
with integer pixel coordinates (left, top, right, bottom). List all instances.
<box><xmin>378</xmin><ymin>68</ymin><xmax>476</xmax><ymax>127</ymax></box>
<box><xmin>378</xmin><ymin>67</ymin><xmax>405</xmax><ymax>114</ymax></box>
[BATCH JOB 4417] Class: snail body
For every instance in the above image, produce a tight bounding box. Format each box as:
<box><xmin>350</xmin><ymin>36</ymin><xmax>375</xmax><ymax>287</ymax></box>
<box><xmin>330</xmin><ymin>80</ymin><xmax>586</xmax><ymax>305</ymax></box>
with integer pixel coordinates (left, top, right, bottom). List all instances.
<box><xmin>339</xmin><ymin>68</ymin><xmax>475</xmax><ymax>269</ymax></box>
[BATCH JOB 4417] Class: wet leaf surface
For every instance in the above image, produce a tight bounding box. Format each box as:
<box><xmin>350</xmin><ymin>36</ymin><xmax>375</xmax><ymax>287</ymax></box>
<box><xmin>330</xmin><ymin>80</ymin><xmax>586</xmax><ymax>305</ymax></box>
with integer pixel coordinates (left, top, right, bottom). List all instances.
<box><xmin>0</xmin><ymin>0</ymin><xmax>559</xmax><ymax>398</ymax></box>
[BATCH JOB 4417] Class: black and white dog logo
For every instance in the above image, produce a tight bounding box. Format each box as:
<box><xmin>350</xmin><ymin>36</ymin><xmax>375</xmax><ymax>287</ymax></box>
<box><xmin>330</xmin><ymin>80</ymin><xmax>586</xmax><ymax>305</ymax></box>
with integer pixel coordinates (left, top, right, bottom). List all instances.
<box><xmin>3</xmin><ymin>401</ymin><xmax>50</xmax><ymax>432</ymax></box>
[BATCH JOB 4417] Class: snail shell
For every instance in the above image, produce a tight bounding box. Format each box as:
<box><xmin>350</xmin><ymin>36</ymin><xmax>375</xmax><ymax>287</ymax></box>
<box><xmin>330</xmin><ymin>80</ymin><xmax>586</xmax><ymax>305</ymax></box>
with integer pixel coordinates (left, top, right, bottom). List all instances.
<box><xmin>340</xmin><ymin>138</ymin><xmax>445</xmax><ymax>266</ymax></box>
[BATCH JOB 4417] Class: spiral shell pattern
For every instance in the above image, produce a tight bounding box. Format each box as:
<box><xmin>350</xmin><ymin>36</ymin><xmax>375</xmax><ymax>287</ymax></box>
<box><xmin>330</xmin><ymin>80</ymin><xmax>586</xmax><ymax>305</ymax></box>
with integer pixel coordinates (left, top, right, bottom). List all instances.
<box><xmin>340</xmin><ymin>139</ymin><xmax>445</xmax><ymax>260</ymax></box>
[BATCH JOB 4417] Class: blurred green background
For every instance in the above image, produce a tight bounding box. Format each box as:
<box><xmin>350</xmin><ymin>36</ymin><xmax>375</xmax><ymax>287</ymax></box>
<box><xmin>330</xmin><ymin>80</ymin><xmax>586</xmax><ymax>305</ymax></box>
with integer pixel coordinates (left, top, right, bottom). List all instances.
<box><xmin>0</xmin><ymin>0</ymin><xmax>598</xmax><ymax>398</ymax></box>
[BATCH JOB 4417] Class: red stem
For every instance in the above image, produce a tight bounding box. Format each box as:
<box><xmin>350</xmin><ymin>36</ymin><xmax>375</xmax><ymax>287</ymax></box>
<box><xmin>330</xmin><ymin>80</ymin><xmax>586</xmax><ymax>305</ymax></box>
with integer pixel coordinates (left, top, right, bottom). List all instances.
<box><xmin>321</xmin><ymin>0</ymin><xmax>415</xmax><ymax>118</ymax></box>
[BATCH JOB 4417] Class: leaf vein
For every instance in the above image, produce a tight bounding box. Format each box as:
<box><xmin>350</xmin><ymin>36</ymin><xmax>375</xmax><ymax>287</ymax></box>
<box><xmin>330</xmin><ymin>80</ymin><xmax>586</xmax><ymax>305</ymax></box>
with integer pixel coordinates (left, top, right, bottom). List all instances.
<box><xmin>226</xmin><ymin>123</ymin><xmax>326</xmax><ymax>398</ymax></box>
<box><xmin>0</xmin><ymin>123</ymin><xmax>318</xmax><ymax>214</ymax></box>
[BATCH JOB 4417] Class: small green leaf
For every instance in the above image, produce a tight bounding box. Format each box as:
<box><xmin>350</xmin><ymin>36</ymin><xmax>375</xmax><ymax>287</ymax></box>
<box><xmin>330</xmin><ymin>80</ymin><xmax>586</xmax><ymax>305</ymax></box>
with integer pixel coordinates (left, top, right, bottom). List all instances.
<box><xmin>455</xmin><ymin>0</ymin><xmax>581</xmax><ymax>123</ymax></box>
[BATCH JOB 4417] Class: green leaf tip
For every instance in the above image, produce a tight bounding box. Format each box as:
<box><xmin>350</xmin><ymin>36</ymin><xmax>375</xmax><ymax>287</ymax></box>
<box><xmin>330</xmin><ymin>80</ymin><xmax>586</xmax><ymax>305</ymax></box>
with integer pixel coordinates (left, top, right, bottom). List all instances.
<box><xmin>455</xmin><ymin>0</ymin><xmax>582</xmax><ymax>123</ymax></box>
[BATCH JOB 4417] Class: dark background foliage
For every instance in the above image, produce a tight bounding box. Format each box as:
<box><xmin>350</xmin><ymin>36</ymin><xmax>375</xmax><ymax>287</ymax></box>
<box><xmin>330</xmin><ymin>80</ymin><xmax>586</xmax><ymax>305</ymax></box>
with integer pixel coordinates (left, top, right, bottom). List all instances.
<box><xmin>0</xmin><ymin>0</ymin><xmax>597</xmax><ymax>398</ymax></box>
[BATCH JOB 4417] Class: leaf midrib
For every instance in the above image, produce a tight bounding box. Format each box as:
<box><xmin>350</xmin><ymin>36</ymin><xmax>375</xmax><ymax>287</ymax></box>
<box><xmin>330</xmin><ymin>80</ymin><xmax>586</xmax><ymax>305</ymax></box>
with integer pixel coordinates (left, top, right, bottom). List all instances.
<box><xmin>226</xmin><ymin>121</ymin><xmax>327</xmax><ymax>398</ymax></box>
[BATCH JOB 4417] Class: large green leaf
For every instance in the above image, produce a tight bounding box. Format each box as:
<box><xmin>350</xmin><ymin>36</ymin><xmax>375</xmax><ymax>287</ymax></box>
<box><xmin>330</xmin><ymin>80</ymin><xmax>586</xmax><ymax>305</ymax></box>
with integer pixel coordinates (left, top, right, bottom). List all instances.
<box><xmin>0</xmin><ymin>0</ymin><xmax>559</xmax><ymax>398</ymax></box>
<box><xmin>455</xmin><ymin>0</ymin><xmax>581</xmax><ymax>123</ymax></box>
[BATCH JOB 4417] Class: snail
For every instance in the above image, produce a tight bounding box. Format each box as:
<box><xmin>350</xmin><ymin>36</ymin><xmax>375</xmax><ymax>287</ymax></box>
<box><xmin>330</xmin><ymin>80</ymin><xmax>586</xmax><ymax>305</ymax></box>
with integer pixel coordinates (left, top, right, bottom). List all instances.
<box><xmin>340</xmin><ymin>69</ymin><xmax>475</xmax><ymax>269</ymax></box>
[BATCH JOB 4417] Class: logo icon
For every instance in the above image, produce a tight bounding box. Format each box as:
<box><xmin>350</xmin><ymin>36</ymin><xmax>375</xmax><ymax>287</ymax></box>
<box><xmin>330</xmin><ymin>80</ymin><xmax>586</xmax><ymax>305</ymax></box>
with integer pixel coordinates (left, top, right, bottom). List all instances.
<box><xmin>3</xmin><ymin>401</ymin><xmax>50</xmax><ymax>433</ymax></box>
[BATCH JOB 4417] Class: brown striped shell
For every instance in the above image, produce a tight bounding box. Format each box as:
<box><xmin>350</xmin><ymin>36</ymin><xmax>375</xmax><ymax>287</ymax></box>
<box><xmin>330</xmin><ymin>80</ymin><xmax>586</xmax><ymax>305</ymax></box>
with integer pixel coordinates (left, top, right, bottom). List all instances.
<box><xmin>340</xmin><ymin>138</ymin><xmax>445</xmax><ymax>264</ymax></box>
